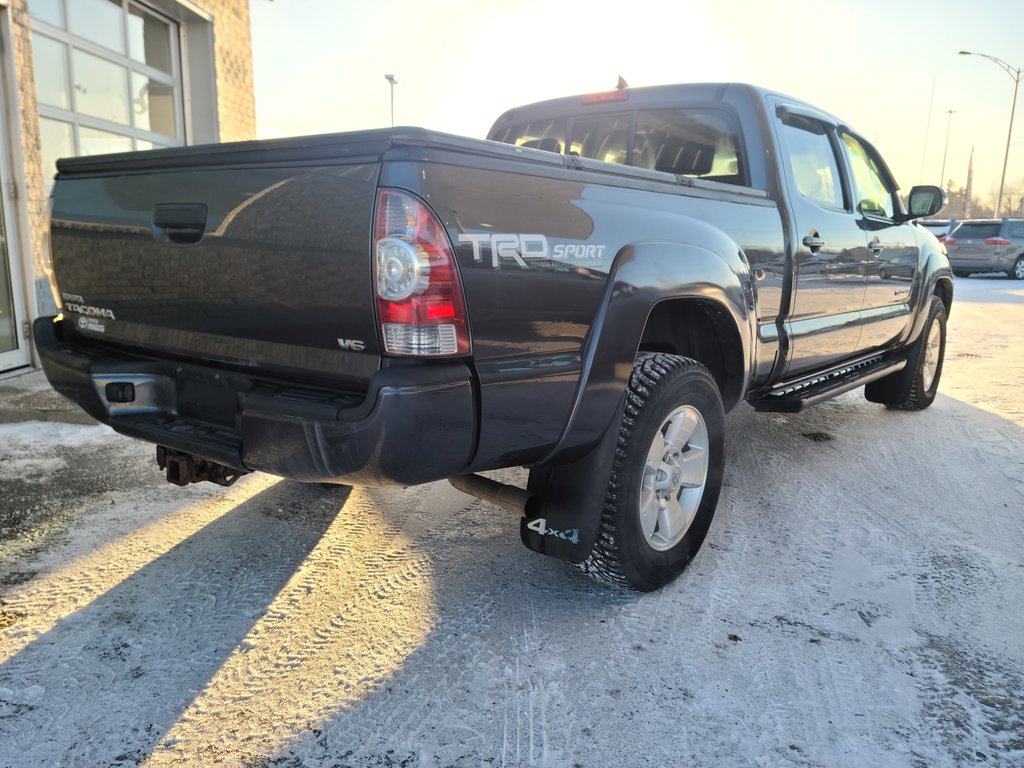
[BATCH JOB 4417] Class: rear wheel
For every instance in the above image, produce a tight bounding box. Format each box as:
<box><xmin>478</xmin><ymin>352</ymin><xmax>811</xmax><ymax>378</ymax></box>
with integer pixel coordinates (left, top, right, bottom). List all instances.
<box><xmin>574</xmin><ymin>353</ymin><xmax>725</xmax><ymax>591</ymax></box>
<box><xmin>953</xmin><ymin>270</ymin><xmax>971</xmax><ymax>278</ymax></box>
<box><xmin>1011</xmin><ymin>256</ymin><xmax>1024</xmax><ymax>280</ymax></box>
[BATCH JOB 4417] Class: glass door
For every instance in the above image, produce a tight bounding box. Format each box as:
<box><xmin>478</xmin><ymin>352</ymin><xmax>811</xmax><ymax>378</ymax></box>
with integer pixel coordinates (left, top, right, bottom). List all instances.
<box><xmin>0</xmin><ymin>65</ymin><xmax>30</xmax><ymax>372</ymax></box>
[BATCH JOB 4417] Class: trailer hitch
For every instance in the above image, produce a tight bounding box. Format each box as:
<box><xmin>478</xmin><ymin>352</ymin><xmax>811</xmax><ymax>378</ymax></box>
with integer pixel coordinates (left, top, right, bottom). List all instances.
<box><xmin>156</xmin><ymin>446</ymin><xmax>248</xmax><ymax>487</ymax></box>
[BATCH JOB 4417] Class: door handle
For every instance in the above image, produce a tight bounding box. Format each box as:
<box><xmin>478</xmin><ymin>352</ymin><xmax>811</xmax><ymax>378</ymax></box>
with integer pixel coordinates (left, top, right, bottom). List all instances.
<box><xmin>802</xmin><ymin>233</ymin><xmax>825</xmax><ymax>252</ymax></box>
<box><xmin>152</xmin><ymin>203</ymin><xmax>208</xmax><ymax>246</ymax></box>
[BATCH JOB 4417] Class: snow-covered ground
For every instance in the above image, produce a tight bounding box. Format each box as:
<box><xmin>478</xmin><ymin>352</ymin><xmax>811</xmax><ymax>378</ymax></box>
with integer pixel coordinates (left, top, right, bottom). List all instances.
<box><xmin>1</xmin><ymin>276</ymin><xmax>1022</xmax><ymax>767</ymax></box>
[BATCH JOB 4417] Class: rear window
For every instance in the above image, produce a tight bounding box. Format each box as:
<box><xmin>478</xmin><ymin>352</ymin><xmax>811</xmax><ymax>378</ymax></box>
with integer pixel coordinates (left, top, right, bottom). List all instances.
<box><xmin>632</xmin><ymin>110</ymin><xmax>745</xmax><ymax>183</ymax></box>
<box><xmin>491</xmin><ymin>108</ymin><xmax>747</xmax><ymax>186</ymax></box>
<box><xmin>953</xmin><ymin>222</ymin><xmax>1001</xmax><ymax>239</ymax></box>
<box><xmin>489</xmin><ymin>118</ymin><xmax>567</xmax><ymax>153</ymax></box>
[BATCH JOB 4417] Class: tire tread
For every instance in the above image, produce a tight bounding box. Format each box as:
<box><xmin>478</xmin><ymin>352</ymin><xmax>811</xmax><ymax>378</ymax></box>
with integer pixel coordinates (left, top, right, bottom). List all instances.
<box><xmin>573</xmin><ymin>353</ymin><xmax>716</xmax><ymax>589</ymax></box>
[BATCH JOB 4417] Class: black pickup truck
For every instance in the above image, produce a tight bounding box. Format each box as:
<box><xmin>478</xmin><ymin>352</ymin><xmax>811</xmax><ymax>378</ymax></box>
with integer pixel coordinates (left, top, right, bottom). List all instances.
<box><xmin>35</xmin><ymin>83</ymin><xmax>951</xmax><ymax>591</ymax></box>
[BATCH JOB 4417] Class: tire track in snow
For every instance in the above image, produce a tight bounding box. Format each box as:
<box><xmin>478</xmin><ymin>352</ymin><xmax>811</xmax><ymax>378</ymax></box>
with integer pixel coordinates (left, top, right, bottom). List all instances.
<box><xmin>144</xmin><ymin>486</ymin><xmax>454</xmax><ymax>766</ymax></box>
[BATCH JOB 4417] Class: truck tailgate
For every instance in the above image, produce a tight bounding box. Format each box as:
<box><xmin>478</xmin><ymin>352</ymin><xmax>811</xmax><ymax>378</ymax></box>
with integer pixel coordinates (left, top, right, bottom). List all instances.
<box><xmin>50</xmin><ymin>137</ymin><xmax>386</xmax><ymax>388</ymax></box>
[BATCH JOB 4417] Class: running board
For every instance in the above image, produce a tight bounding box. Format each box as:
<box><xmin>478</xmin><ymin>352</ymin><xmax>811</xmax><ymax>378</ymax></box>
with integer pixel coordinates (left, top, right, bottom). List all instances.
<box><xmin>750</xmin><ymin>355</ymin><xmax>907</xmax><ymax>413</ymax></box>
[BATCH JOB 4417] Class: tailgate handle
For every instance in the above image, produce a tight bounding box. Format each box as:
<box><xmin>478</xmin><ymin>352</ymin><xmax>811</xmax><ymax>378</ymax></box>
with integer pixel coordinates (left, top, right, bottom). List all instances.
<box><xmin>152</xmin><ymin>203</ymin><xmax>208</xmax><ymax>246</ymax></box>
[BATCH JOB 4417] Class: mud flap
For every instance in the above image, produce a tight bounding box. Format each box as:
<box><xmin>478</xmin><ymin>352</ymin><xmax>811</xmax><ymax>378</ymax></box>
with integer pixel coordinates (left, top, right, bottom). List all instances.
<box><xmin>520</xmin><ymin>396</ymin><xmax>625</xmax><ymax>563</ymax></box>
<box><xmin>864</xmin><ymin>323</ymin><xmax>925</xmax><ymax>404</ymax></box>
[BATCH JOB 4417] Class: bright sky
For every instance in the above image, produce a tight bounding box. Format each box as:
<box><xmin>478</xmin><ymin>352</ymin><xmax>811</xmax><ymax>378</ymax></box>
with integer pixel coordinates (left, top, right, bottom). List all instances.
<box><xmin>251</xmin><ymin>0</ymin><xmax>1024</xmax><ymax>207</ymax></box>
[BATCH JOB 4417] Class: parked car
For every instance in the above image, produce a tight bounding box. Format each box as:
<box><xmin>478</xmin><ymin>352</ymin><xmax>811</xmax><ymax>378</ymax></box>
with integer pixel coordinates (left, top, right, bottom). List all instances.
<box><xmin>36</xmin><ymin>83</ymin><xmax>951</xmax><ymax>591</ymax></box>
<box><xmin>918</xmin><ymin>218</ymin><xmax>957</xmax><ymax>242</ymax></box>
<box><xmin>876</xmin><ymin>251</ymin><xmax>920</xmax><ymax>280</ymax></box>
<box><xmin>945</xmin><ymin>219</ymin><xmax>1024</xmax><ymax>278</ymax></box>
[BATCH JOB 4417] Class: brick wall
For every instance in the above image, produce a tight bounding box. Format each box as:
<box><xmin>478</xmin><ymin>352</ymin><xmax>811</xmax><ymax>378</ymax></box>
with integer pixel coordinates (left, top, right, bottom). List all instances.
<box><xmin>202</xmin><ymin>0</ymin><xmax>256</xmax><ymax>143</ymax></box>
<box><xmin>6</xmin><ymin>0</ymin><xmax>50</xmax><ymax>315</ymax></box>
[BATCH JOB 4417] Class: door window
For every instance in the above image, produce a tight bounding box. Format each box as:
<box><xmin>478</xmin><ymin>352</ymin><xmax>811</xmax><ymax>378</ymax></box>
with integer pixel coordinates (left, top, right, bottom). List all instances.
<box><xmin>778</xmin><ymin>114</ymin><xmax>845</xmax><ymax>211</ymax></box>
<box><xmin>841</xmin><ymin>133</ymin><xmax>895</xmax><ymax>219</ymax></box>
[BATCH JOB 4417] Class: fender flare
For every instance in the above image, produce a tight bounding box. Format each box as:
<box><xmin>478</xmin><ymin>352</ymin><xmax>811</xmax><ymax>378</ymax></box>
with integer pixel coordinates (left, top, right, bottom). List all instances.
<box><xmin>543</xmin><ymin>239</ymin><xmax>754</xmax><ymax>465</ymax></box>
<box><xmin>908</xmin><ymin>248</ymin><xmax>953</xmax><ymax>342</ymax></box>
<box><xmin>522</xmin><ymin>239</ymin><xmax>755</xmax><ymax>562</ymax></box>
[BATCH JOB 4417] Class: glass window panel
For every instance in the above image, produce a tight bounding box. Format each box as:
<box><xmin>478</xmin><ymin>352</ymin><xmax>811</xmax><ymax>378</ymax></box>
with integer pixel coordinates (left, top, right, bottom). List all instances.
<box><xmin>1</xmin><ymin>179</ymin><xmax>14</xmax><ymax>353</ymax></box>
<box><xmin>28</xmin><ymin>0</ymin><xmax>64</xmax><ymax>28</ymax></box>
<box><xmin>79</xmin><ymin>126</ymin><xmax>133</xmax><ymax>157</ymax></box>
<box><xmin>954</xmin><ymin>222</ymin><xmax>1001</xmax><ymax>239</ymax></box>
<box><xmin>135</xmin><ymin>139</ymin><xmax>171</xmax><ymax>152</ymax></box>
<box><xmin>128</xmin><ymin>6</ymin><xmax>173</xmax><ymax>73</ymax></box>
<box><xmin>131</xmin><ymin>73</ymin><xmax>177</xmax><ymax>137</ymax></box>
<box><xmin>841</xmin><ymin>133</ymin><xmax>895</xmax><ymax>219</ymax></box>
<box><xmin>69</xmin><ymin>0</ymin><xmax>126</xmax><ymax>54</ymax></box>
<box><xmin>490</xmin><ymin>119</ymin><xmax>566</xmax><ymax>154</ymax></box>
<box><xmin>31</xmin><ymin>33</ymin><xmax>70</xmax><ymax>109</ymax></box>
<box><xmin>780</xmin><ymin>115</ymin><xmax>845</xmax><ymax>211</ymax></box>
<box><xmin>569</xmin><ymin>114</ymin><xmax>633</xmax><ymax>164</ymax></box>
<box><xmin>72</xmin><ymin>49</ymin><xmax>130</xmax><ymax>125</ymax></box>
<box><xmin>633</xmin><ymin>109</ymin><xmax>746</xmax><ymax>183</ymax></box>
<box><xmin>38</xmin><ymin>118</ymin><xmax>74</xmax><ymax>195</ymax></box>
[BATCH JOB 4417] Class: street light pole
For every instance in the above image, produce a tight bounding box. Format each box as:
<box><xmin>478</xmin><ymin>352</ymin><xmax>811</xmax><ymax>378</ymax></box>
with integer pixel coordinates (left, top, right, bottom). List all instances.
<box><xmin>940</xmin><ymin>109</ymin><xmax>955</xmax><ymax>188</ymax></box>
<box><xmin>959</xmin><ymin>51</ymin><xmax>1022</xmax><ymax>218</ymax></box>
<box><xmin>384</xmin><ymin>73</ymin><xmax>398</xmax><ymax>128</ymax></box>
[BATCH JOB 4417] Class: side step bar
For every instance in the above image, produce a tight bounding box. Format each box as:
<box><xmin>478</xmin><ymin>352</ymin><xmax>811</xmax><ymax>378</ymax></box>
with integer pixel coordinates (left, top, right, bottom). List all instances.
<box><xmin>750</xmin><ymin>354</ymin><xmax>907</xmax><ymax>413</ymax></box>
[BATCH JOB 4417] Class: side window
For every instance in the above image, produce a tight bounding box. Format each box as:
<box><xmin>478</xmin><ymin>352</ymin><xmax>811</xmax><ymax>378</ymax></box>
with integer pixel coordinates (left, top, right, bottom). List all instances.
<box><xmin>1007</xmin><ymin>222</ymin><xmax>1024</xmax><ymax>239</ymax></box>
<box><xmin>489</xmin><ymin>119</ymin><xmax>567</xmax><ymax>154</ymax></box>
<box><xmin>841</xmin><ymin>133</ymin><xmax>895</xmax><ymax>220</ymax></box>
<box><xmin>632</xmin><ymin>109</ymin><xmax>746</xmax><ymax>185</ymax></box>
<box><xmin>779</xmin><ymin>114</ymin><xmax>844</xmax><ymax>210</ymax></box>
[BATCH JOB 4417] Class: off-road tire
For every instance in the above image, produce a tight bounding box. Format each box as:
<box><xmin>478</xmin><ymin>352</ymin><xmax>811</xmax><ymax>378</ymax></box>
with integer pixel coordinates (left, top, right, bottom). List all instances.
<box><xmin>573</xmin><ymin>353</ymin><xmax>725</xmax><ymax>591</ymax></box>
<box><xmin>865</xmin><ymin>295</ymin><xmax>946</xmax><ymax>410</ymax></box>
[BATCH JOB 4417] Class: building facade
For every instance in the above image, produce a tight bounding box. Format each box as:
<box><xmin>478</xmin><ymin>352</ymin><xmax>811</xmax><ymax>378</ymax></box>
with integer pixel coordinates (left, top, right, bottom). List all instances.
<box><xmin>0</xmin><ymin>0</ymin><xmax>255</xmax><ymax>373</ymax></box>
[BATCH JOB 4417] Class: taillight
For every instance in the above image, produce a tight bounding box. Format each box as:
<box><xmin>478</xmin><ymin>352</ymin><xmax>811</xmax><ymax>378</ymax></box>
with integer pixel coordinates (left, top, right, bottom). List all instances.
<box><xmin>373</xmin><ymin>189</ymin><xmax>470</xmax><ymax>356</ymax></box>
<box><xmin>984</xmin><ymin>237</ymin><xmax>1011</xmax><ymax>246</ymax></box>
<box><xmin>944</xmin><ymin>236</ymin><xmax>957</xmax><ymax>245</ymax></box>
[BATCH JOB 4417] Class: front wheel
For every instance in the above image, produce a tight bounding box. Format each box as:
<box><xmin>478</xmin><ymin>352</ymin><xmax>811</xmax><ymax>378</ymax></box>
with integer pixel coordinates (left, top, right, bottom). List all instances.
<box><xmin>865</xmin><ymin>295</ymin><xmax>947</xmax><ymax>410</ymax></box>
<box><xmin>1011</xmin><ymin>256</ymin><xmax>1024</xmax><ymax>280</ymax></box>
<box><xmin>574</xmin><ymin>353</ymin><xmax>725</xmax><ymax>591</ymax></box>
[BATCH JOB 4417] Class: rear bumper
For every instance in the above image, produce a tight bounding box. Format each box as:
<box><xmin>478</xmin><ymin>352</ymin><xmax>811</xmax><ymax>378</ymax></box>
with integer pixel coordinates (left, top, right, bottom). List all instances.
<box><xmin>34</xmin><ymin>316</ymin><xmax>477</xmax><ymax>487</ymax></box>
<box><xmin>947</xmin><ymin>251</ymin><xmax>1015</xmax><ymax>272</ymax></box>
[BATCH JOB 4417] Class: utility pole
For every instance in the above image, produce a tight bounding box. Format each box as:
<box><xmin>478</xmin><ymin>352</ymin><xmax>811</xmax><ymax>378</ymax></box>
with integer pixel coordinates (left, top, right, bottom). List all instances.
<box><xmin>959</xmin><ymin>51</ymin><xmax>1021</xmax><ymax>218</ymax></box>
<box><xmin>939</xmin><ymin>109</ymin><xmax>955</xmax><ymax>188</ymax></box>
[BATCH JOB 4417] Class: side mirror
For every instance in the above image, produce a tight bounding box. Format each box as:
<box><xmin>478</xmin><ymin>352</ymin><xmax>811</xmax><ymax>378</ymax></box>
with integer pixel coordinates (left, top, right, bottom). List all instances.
<box><xmin>906</xmin><ymin>185</ymin><xmax>947</xmax><ymax>219</ymax></box>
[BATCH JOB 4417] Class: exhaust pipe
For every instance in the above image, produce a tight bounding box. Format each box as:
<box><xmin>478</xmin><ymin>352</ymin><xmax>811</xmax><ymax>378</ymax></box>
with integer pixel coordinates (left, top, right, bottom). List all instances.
<box><xmin>448</xmin><ymin>474</ymin><xmax>541</xmax><ymax>517</ymax></box>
